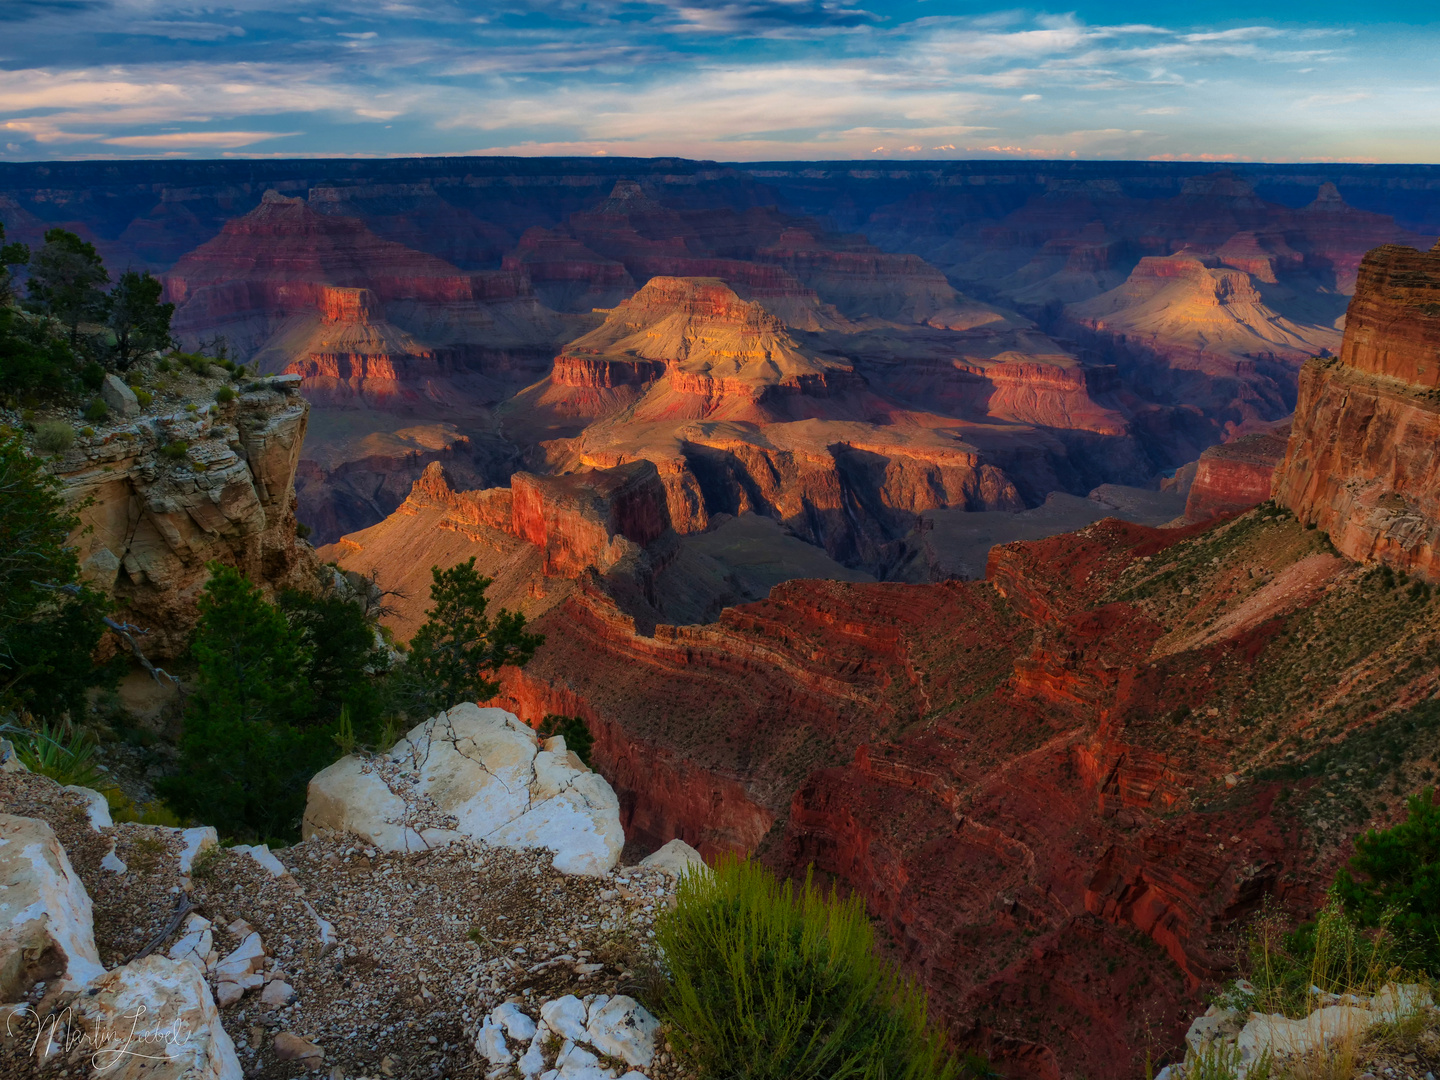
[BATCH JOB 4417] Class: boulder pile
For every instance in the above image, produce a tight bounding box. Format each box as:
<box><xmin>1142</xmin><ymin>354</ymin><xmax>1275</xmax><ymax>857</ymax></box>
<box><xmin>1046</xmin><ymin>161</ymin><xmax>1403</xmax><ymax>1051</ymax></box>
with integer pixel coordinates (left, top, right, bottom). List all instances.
<box><xmin>0</xmin><ymin>713</ymin><xmax>705</xmax><ymax>1079</ymax></box>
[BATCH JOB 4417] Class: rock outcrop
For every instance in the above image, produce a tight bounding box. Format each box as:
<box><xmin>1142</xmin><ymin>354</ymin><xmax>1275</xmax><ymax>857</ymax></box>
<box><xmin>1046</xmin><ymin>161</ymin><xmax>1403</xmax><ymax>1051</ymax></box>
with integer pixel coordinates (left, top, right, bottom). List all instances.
<box><xmin>0</xmin><ymin>814</ymin><xmax>105</xmax><ymax>998</ymax></box>
<box><xmin>303</xmin><ymin>704</ymin><xmax>625</xmax><ymax>875</ymax></box>
<box><xmin>1273</xmin><ymin>242</ymin><xmax>1440</xmax><ymax>579</ymax></box>
<box><xmin>485</xmin><ymin>497</ymin><xmax>1440</xmax><ymax>1077</ymax></box>
<box><xmin>47</xmin><ymin>375</ymin><xmax>319</xmax><ymax>658</ymax></box>
<box><xmin>1183</xmin><ymin>428</ymin><xmax>1289</xmax><ymax>522</ymax></box>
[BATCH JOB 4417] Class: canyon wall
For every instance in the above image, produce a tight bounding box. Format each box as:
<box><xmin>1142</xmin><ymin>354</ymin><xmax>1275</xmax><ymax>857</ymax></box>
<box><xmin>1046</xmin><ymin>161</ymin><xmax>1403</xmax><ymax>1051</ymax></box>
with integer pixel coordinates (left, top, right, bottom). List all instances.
<box><xmin>1273</xmin><ymin>241</ymin><xmax>1440</xmax><ymax>579</ymax></box>
<box><xmin>50</xmin><ymin>377</ymin><xmax>319</xmax><ymax>659</ymax></box>
<box><xmin>1183</xmin><ymin>428</ymin><xmax>1289</xmax><ymax>522</ymax></box>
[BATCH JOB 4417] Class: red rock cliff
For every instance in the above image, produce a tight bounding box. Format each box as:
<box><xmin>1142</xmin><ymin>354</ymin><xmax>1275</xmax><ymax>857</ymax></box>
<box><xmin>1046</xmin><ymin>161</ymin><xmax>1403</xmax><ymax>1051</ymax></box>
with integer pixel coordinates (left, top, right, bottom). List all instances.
<box><xmin>1273</xmin><ymin>241</ymin><xmax>1440</xmax><ymax>578</ymax></box>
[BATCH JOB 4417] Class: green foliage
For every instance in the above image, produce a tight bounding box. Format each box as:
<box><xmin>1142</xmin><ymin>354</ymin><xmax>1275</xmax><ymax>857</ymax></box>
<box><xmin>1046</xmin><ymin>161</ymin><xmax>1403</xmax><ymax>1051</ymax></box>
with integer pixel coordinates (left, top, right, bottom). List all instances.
<box><xmin>214</xmin><ymin>385</ymin><xmax>236</xmax><ymax>404</ymax></box>
<box><xmin>656</xmin><ymin>856</ymin><xmax>957</xmax><ymax>1080</ymax></box>
<box><xmin>279</xmin><ymin>586</ymin><xmax>390</xmax><ymax>730</ymax></box>
<box><xmin>1334</xmin><ymin>788</ymin><xmax>1440</xmax><ymax>974</ymax></box>
<box><xmin>26</xmin><ymin>229</ymin><xmax>109</xmax><ymax>345</ymax></box>
<box><xmin>537</xmin><ymin>714</ymin><xmax>594</xmax><ymax>766</ymax></box>
<box><xmin>33</xmin><ymin>420</ymin><xmax>74</xmax><ymax>454</ymax></box>
<box><xmin>131</xmin><ymin>387</ymin><xmax>153</xmax><ymax>408</ymax></box>
<box><xmin>161</xmin><ymin>565</ymin><xmax>396</xmax><ymax>841</ymax></box>
<box><xmin>0</xmin><ymin>430</ymin><xmax>115</xmax><ymax>718</ymax></box>
<box><xmin>0</xmin><ymin>222</ymin><xmax>30</xmax><ymax>305</ymax></box>
<box><xmin>107</xmin><ymin>270</ymin><xmax>173</xmax><ymax>370</ymax></box>
<box><xmin>80</xmin><ymin>362</ymin><xmax>105</xmax><ymax>391</ymax></box>
<box><xmin>399</xmin><ymin>557</ymin><xmax>543</xmax><ymax>716</ymax></box>
<box><xmin>0</xmin><ymin>306</ymin><xmax>85</xmax><ymax>402</ymax></box>
<box><xmin>11</xmin><ymin>722</ymin><xmax>105</xmax><ymax>788</ymax></box>
<box><xmin>160</xmin><ymin>440</ymin><xmax>188</xmax><ymax>461</ymax></box>
<box><xmin>83</xmin><ymin>397</ymin><xmax>108</xmax><ymax>423</ymax></box>
<box><xmin>1228</xmin><ymin>896</ymin><xmax>1406</xmax><ymax>1020</ymax></box>
<box><xmin>159</xmin><ymin>565</ymin><xmax>325</xmax><ymax>840</ymax></box>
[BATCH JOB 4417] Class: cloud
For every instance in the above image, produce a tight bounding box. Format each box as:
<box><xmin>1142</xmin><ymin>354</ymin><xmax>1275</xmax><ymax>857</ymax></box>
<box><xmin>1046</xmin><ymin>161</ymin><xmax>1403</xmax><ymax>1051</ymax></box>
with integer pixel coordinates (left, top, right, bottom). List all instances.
<box><xmin>101</xmin><ymin>130</ymin><xmax>300</xmax><ymax>147</ymax></box>
<box><xmin>0</xmin><ymin>3</ymin><xmax>1432</xmax><ymax>163</ymax></box>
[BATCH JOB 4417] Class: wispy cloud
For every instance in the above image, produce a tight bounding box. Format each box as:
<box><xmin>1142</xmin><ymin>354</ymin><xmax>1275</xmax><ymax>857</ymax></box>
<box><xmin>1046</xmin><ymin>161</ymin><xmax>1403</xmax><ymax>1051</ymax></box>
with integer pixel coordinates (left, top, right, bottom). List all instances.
<box><xmin>0</xmin><ymin>1</ymin><xmax>1433</xmax><ymax>162</ymax></box>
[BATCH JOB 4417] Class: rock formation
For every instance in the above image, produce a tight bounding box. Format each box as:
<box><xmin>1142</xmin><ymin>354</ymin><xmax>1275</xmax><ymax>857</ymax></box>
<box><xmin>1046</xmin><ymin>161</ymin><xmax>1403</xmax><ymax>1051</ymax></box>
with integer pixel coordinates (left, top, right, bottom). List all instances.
<box><xmin>47</xmin><ymin>374</ymin><xmax>319</xmax><ymax>658</ymax></box>
<box><xmin>1183</xmin><ymin>428</ymin><xmax>1289</xmax><ymax>522</ymax></box>
<box><xmin>484</xmin><ymin>497</ymin><xmax>1440</xmax><ymax>1077</ymax></box>
<box><xmin>1273</xmin><ymin>241</ymin><xmax>1440</xmax><ymax>579</ymax></box>
<box><xmin>304</xmin><ymin>704</ymin><xmax>625</xmax><ymax>875</ymax></box>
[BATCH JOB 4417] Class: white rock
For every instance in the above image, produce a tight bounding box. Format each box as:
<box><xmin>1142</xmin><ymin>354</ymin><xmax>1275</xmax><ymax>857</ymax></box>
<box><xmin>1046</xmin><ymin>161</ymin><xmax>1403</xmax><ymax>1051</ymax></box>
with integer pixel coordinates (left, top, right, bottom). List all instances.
<box><xmin>64</xmin><ymin>784</ymin><xmax>113</xmax><ymax>830</ymax></box>
<box><xmin>493</xmin><ymin>1001</ymin><xmax>538</xmax><ymax>1042</ymax></box>
<box><xmin>1235</xmin><ymin>1005</ymin><xmax>1375</xmax><ymax>1067</ymax></box>
<box><xmin>476</xmin><ymin>1018</ymin><xmax>513</xmax><ymax>1065</ymax></box>
<box><xmin>557</xmin><ymin>1044</ymin><xmax>612</xmax><ymax>1080</ymax></box>
<box><xmin>168</xmin><ymin>913</ymin><xmax>214</xmax><ymax>972</ymax></box>
<box><xmin>101</xmin><ymin>842</ymin><xmax>128</xmax><ymax>874</ymax></box>
<box><xmin>586</xmin><ymin>994</ymin><xmax>611</xmax><ymax>1027</ymax></box>
<box><xmin>519</xmin><ymin>1029</ymin><xmax>548</xmax><ymax>1077</ymax></box>
<box><xmin>1185</xmin><ymin>1005</ymin><xmax>1244</xmax><ymax>1054</ymax></box>
<box><xmin>232</xmin><ymin>843</ymin><xmax>288</xmax><ymax>877</ymax></box>
<box><xmin>586</xmin><ymin>995</ymin><xmax>660</xmax><ymax>1068</ymax></box>
<box><xmin>0</xmin><ymin>813</ymin><xmax>105</xmax><ymax>996</ymax></box>
<box><xmin>638</xmin><ymin>838</ymin><xmax>707</xmax><ymax>878</ymax></box>
<box><xmin>1370</xmin><ymin>982</ymin><xmax>1432</xmax><ymax>1022</ymax></box>
<box><xmin>69</xmin><ymin>954</ymin><xmax>242</xmax><ymax>1079</ymax></box>
<box><xmin>302</xmin><ymin>704</ymin><xmax>624</xmax><ymax>875</ymax></box>
<box><xmin>260</xmin><ymin>980</ymin><xmax>295</xmax><ymax>1007</ymax></box>
<box><xmin>178</xmin><ymin>826</ymin><xmax>218</xmax><ymax>873</ymax></box>
<box><xmin>101</xmin><ymin>373</ymin><xmax>140</xmax><ymax>418</ymax></box>
<box><xmin>540</xmin><ymin>995</ymin><xmax>591</xmax><ymax>1042</ymax></box>
<box><xmin>215</xmin><ymin>981</ymin><xmax>244</xmax><ymax>1007</ymax></box>
<box><xmin>214</xmin><ymin>931</ymin><xmax>265</xmax><ymax>978</ymax></box>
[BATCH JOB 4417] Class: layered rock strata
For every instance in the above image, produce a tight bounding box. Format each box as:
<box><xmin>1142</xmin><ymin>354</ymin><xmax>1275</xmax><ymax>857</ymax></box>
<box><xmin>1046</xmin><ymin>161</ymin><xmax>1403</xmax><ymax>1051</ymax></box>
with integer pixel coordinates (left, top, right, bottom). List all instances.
<box><xmin>1273</xmin><ymin>242</ymin><xmax>1440</xmax><ymax>578</ymax></box>
<box><xmin>49</xmin><ymin>376</ymin><xmax>319</xmax><ymax>658</ymax></box>
<box><xmin>1183</xmin><ymin>429</ymin><xmax>1289</xmax><ymax>522</ymax></box>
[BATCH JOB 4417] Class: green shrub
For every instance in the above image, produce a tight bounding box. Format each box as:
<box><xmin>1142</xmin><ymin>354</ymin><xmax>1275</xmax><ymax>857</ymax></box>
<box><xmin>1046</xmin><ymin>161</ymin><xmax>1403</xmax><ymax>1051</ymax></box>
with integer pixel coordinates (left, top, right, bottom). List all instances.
<box><xmin>656</xmin><ymin>856</ymin><xmax>957</xmax><ymax>1080</ymax></box>
<box><xmin>295</xmin><ymin>521</ymin><xmax>312</xmax><ymax>539</ymax></box>
<box><xmin>156</xmin><ymin>358</ymin><xmax>172</xmax><ymax>373</ymax></box>
<box><xmin>214</xmin><ymin>385</ymin><xmax>236</xmax><ymax>404</ymax></box>
<box><xmin>160</xmin><ymin>440</ymin><xmax>189</xmax><ymax>461</ymax></box>
<box><xmin>537</xmin><ymin>714</ymin><xmax>594</xmax><ymax>766</ymax></box>
<box><xmin>1229</xmin><ymin>896</ymin><xmax>1408</xmax><ymax>1019</ymax></box>
<box><xmin>83</xmin><ymin>397</ymin><xmax>108</xmax><ymax>423</ymax></box>
<box><xmin>80</xmin><ymin>362</ymin><xmax>105</xmax><ymax>390</ymax></box>
<box><xmin>33</xmin><ymin>420</ymin><xmax>74</xmax><ymax>454</ymax></box>
<box><xmin>1334</xmin><ymin>787</ymin><xmax>1440</xmax><ymax>973</ymax></box>
<box><xmin>131</xmin><ymin>386</ymin><xmax>153</xmax><ymax>408</ymax></box>
<box><xmin>11</xmin><ymin>722</ymin><xmax>105</xmax><ymax>787</ymax></box>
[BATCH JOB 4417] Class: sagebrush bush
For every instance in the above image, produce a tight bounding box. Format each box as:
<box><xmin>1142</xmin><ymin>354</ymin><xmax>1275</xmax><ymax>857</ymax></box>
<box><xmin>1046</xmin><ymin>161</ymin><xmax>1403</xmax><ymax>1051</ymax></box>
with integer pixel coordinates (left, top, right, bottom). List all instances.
<box><xmin>83</xmin><ymin>397</ymin><xmax>107</xmax><ymax>423</ymax></box>
<box><xmin>33</xmin><ymin>419</ymin><xmax>74</xmax><ymax>454</ymax></box>
<box><xmin>214</xmin><ymin>385</ymin><xmax>236</xmax><ymax>404</ymax></box>
<box><xmin>656</xmin><ymin>856</ymin><xmax>957</xmax><ymax>1080</ymax></box>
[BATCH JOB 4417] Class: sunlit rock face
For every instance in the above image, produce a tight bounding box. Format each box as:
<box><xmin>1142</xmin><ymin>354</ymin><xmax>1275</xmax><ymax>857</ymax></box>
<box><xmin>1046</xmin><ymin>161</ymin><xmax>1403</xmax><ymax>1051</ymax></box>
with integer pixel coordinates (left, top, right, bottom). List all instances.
<box><xmin>1274</xmin><ymin>240</ymin><xmax>1440</xmax><ymax>579</ymax></box>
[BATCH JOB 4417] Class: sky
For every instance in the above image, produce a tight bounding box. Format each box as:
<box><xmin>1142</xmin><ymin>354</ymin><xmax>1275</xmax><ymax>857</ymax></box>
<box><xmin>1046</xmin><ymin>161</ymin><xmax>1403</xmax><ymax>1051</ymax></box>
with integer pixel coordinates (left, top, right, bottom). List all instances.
<box><xmin>0</xmin><ymin>0</ymin><xmax>1436</xmax><ymax>163</ymax></box>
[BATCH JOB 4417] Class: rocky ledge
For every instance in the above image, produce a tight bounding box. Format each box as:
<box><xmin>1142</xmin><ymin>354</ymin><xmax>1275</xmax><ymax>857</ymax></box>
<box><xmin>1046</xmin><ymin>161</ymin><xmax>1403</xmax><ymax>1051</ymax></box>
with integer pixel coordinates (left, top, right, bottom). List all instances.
<box><xmin>0</xmin><ymin>710</ymin><xmax>705</xmax><ymax>1080</ymax></box>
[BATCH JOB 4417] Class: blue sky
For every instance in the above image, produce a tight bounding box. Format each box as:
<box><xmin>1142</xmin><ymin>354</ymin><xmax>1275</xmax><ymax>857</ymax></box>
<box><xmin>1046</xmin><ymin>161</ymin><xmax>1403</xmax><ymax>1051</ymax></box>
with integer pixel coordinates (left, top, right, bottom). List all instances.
<box><xmin>0</xmin><ymin>1</ymin><xmax>1435</xmax><ymax>162</ymax></box>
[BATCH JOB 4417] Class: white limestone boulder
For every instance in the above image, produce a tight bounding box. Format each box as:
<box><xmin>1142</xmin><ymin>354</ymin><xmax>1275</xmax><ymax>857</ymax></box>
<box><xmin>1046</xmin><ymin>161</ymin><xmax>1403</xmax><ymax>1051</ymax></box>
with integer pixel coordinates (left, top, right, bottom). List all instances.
<box><xmin>302</xmin><ymin>704</ymin><xmax>623</xmax><ymax>876</ymax></box>
<box><xmin>0</xmin><ymin>813</ymin><xmax>105</xmax><ymax>998</ymax></box>
<box><xmin>64</xmin><ymin>954</ymin><xmax>242</xmax><ymax>1080</ymax></box>
<box><xmin>585</xmin><ymin>995</ymin><xmax>660</xmax><ymax>1068</ymax></box>
<box><xmin>638</xmin><ymin>838</ymin><xmax>707</xmax><ymax>878</ymax></box>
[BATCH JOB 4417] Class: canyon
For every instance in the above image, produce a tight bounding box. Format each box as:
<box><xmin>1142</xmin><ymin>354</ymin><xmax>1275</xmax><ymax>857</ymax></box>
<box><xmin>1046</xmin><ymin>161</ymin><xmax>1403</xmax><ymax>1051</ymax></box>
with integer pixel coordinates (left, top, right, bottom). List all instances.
<box><xmin>9</xmin><ymin>156</ymin><xmax>1440</xmax><ymax>1077</ymax></box>
<box><xmin>5</xmin><ymin>158</ymin><xmax>1431</xmax><ymax>561</ymax></box>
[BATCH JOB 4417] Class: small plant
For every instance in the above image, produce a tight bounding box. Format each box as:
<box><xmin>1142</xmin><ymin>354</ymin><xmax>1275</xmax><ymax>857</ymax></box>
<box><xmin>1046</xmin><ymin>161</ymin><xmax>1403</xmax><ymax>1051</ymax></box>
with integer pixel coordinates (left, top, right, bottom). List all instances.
<box><xmin>83</xmin><ymin>397</ymin><xmax>108</xmax><ymax>423</ymax></box>
<box><xmin>160</xmin><ymin>440</ymin><xmax>189</xmax><ymax>461</ymax></box>
<box><xmin>131</xmin><ymin>386</ymin><xmax>153</xmax><ymax>408</ymax></box>
<box><xmin>214</xmin><ymin>385</ymin><xmax>236</xmax><ymax>404</ymax></box>
<box><xmin>127</xmin><ymin>832</ymin><xmax>167</xmax><ymax>874</ymax></box>
<box><xmin>12</xmin><ymin>722</ymin><xmax>105</xmax><ymax>787</ymax></box>
<box><xmin>656</xmin><ymin>855</ymin><xmax>958</xmax><ymax>1080</ymax></box>
<box><xmin>296</xmin><ymin>521</ymin><xmax>312</xmax><ymax>540</ymax></box>
<box><xmin>156</xmin><ymin>358</ymin><xmax>172</xmax><ymax>373</ymax></box>
<box><xmin>189</xmin><ymin>842</ymin><xmax>225</xmax><ymax>882</ymax></box>
<box><xmin>332</xmin><ymin>704</ymin><xmax>360</xmax><ymax>757</ymax></box>
<box><xmin>80</xmin><ymin>426</ymin><xmax>95</xmax><ymax>437</ymax></box>
<box><xmin>33</xmin><ymin>419</ymin><xmax>75</xmax><ymax>454</ymax></box>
